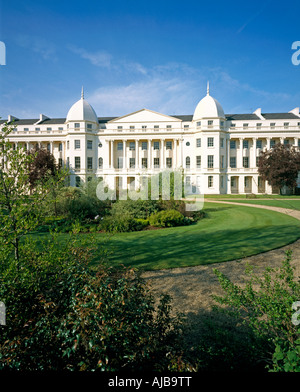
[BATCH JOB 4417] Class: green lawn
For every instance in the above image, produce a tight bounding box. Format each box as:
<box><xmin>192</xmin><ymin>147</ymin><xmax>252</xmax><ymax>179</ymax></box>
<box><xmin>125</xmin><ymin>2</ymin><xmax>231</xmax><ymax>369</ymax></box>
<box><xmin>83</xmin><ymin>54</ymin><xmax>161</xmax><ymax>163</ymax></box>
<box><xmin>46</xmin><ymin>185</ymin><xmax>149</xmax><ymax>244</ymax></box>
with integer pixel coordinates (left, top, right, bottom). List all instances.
<box><xmin>87</xmin><ymin>202</ymin><xmax>300</xmax><ymax>270</ymax></box>
<box><xmin>218</xmin><ymin>199</ymin><xmax>300</xmax><ymax>210</ymax></box>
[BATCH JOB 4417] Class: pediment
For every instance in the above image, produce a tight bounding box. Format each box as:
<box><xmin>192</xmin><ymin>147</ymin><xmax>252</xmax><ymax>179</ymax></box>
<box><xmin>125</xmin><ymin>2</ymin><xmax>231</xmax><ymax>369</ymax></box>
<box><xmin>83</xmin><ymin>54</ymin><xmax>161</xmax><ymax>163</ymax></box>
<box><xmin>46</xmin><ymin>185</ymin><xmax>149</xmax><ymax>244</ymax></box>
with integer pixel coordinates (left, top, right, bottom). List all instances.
<box><xmin>108</xmin><ymin>109</ymin><xmax>181</xmax><ymax>123</ymax></box>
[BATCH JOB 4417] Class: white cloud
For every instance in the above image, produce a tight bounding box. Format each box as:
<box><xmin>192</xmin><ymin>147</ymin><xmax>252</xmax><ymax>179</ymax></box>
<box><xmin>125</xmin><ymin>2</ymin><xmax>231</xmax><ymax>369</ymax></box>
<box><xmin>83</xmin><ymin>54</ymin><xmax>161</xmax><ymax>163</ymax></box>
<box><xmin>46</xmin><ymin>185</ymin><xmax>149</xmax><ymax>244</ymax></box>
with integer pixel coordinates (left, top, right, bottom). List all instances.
<box><xmin>68</xmin><ymin>46</ymin><xmax>112</xmax><ymax>68</ymax></box>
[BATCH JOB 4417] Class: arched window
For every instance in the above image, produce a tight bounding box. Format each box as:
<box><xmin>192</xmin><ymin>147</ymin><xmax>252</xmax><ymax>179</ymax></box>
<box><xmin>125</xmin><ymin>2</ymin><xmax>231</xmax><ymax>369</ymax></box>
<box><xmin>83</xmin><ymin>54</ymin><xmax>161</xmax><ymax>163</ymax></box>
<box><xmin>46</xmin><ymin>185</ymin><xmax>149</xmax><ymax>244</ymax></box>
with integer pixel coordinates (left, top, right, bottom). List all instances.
<box><xmin>98</xmin><ymin>157</ymin><xmax>103</xmax><ymax>169</ymax></box>
<box><xmin>186</xmin><ymin>156</ymin><xmax>190</xmax><ymax>169</ymax></box>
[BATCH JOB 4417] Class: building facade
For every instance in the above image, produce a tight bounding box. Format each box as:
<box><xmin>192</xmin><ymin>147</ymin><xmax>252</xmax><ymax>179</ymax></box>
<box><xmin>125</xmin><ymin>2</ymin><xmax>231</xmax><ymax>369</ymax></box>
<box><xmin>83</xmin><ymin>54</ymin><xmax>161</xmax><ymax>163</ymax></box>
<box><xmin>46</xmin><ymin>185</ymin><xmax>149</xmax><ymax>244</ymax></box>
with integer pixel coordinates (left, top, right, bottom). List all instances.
<box><xmin>2</xmin><ymin>86</ymin><xmax>300</xmax><ymax>195</ymax></box>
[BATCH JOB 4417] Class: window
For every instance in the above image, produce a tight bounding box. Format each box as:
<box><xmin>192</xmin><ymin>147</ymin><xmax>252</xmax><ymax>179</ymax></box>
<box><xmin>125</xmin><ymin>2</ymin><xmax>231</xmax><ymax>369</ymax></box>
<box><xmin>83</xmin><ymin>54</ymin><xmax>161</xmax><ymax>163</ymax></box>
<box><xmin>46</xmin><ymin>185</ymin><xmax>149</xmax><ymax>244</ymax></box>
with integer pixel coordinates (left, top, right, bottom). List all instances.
<box><xmin>47</xmin><ymin>127</ymin><xmax>52</xmax><ymax>131</ymax></box>
<box><xmin>298</xmin><ymin>122</ymin><xmax>300</xmax><ymax>128</ymax></box>
<box><xmin>47</xmin><ymin>143</ymin><xmax>51</xmax><ymax>152</ymax></box>
<box><xmin>117</xmin><ymin>142</ymin><xmax>123</xmax><ymax>151</ymax></box>
<box><xmin>66</xmin><ymin>157</ymin><xmax>69</xmax><ymax>167</ymax></box>
<box><xmin>220</xmin><ymin>176</ymin><xmax>224</xmax><ymax>188</ymax></box>
<box><xmin>154</xmin><ymin>158</ymin><xmax>160</xmax><ymax>168</ymax></box>
<box><xmin>166</xmin><ymin>141</ymin><xmax>172</xmax><ymax>150</ymax></box>
<box><xmin>298</xmin><ymin>139</ymin><xmax>300</xmax><ymax>148</ymax></box>
<box><xmin>75</xmin><ymin>157</ymin><xmax>80</xmax><ymax>169</ymax></box>
<box><xmin>243</xmin><ymin>140</ymin><xmax>249</xmax><ymax>149</ymax></box>
<box><xmin>196</xmin><ymin>155</ymin><xmax>201</xmax><ymax>169</ymax></box>
<box><xmin>117</xmin><ymin>126</ymin><xmax>123</xmax><ymax>131</ymax></box>
<box><xmin>196</xmin><ymin>138</ymin><xmax>201</xmax><ymax>148</ymax></box>
<box><xmin>58</xmin><ymin>158</ymin><xmax>63</xmax><ymax>168</ymax></box>
<box><xmin>220</xmin><ymin>138</ymin><xmax>224</xmax><ymax>148</ymax></box>
<box><xmin>117</xmin><ymin>157</ymin><xmax>123</xmax><ymax>169</ymax></box>
<box><xmin>142</xmin><ymin>141</ymin><xmax>148</xmax><ymax>150</ymax></box>
<box><xmin>142</xmin><ymin>158</ymin><xmax>148</xmax><ymax>168</ymax></box>
<box><xmin>270</xmin><ymin>122</ymin><xmax>275</xmax><ymax>129</ymax></box>
<box><xmin>58</xmin><ymin>127</ymin><xmax>63</xmax><ymax>131</ymax></box>
<box><xmin>256</xmin><ymin>156</ymin><xmax>260</xmax><ymax>167</ymax></box>
<box><xmin>231</xmin><ymin>123</ymin><xmax>236</xmax><ymax>128</ymax></box>
<box><xmin>284</xmin><ymin>122</ymin><xmax>289</xmax><ymax>129</ymax></box>
<box><xmin>184</xmin><ymin>125</ymin><xmax>189</xmax><ymax>130</ymax></box>
<box><xmin>142</xmin><ymin>125</ymin><xmax>147</xmax><ymax>131</ymax></box>
<box><xmin>208</xmin><ymin>176</ymin><xmax>213</xmax><ymax>188</ymax></box>
<box><xmin>207</xmin><ymin>155</ymin><xmax>214</xmax><ymax>168</ymax></box>
<box><xmin>196</xmin><ymin>121</ymin><xmax>201</xmax><ymax>127</ymax></box>
<box><xmin>186</xmin><ymin>156</ymin><xmax>190</xmax><ymax>169</ymax></box>
<box><xmin>208</xmin><ymin>120</ymin><xmax>213</xmax><ymax>127</ymax></box>
<box><xmin>166</xmin><ymin>125</ymin><xmax>172</xmax><ymax>130</ymax></box>
<box><xmin>284</xmin><ymin>139</ymin><xmax>290</xmax><ymax>146</ymax></box>
<box><xmin>59</xmin><ymin>143</ymin><xmax>63</xmax><ymax>152</ymax></box>
<box><xmin>74</xmin><ymin>140</ymin><xmax>80</xmax><ymax>149</ymax></box>
<box><xmin>230</xmin><ymin>140</ymin><xmax>236</xmax><ymax>149</ymax></box>
<box><xmin>24</xmin><ymin>128</ymin><xmax>29</xmax><ymax>131</ymax></box>
<box><xmin>75</xmin><ymin>176</ymin><xmax>81</xmax><ymax>187</ymax></box>
<box><xmin>243</xmin><ymin>123</ymin><xmax>248</xmax><ymax>129</ymax></box>
<box><xmin>129</xmin><ymin>158</ymin><xmax>135</xmax><ymax>168</ymax></box>
<box><xmin>87</xmin><ymin>157</ymin><xmax>93</xmax><ymax>170</ymax></box>
<box><xmin>35</xmin><ymin>127</ymin><xmax>40</xmax><ymax>131</ymax></box>
<box><xmin>87</xmin><ymin>140</ymin><xmax>93</xmax><ymax>150</ymax></box>
<box><xmin>166</xmin><ymin>158</ymin><xmax>172</xmax><ymax>168</ymax></box>
<box><xmin>154</xmin><ymin>125</ymin><xmax>159</xmax><ymax>130</ymax></box>
<box><xmin>129</xmin><ymin>142</ymin><xmax>135</xmax><ymax>150</ymax></box>
<box><xmin>98</xmin><ymin>157</ymin><xmax>103</xmax><ymax>169</ymax></box>
<box><xmin>67</xmin><ymin>141</ymin><xmax>69</xmax><ymax>149</ymax></box>
<box><xmin>256</xmin><ymin>140</ymin><xmax>262</xmax><ymax>149</ymax></box>
<box><xmin>87</xmin><ymin>124</ymin><xmax>92</xmax><ymax>130</ymax></box>
<box><xmin>207</xmin><ymin>137</ymin><xmax>214</xmax><ymax>147</ymax></box>
<box><xmin>230</xmin><ymin>157</ymin><xmax>236</xmax><ymax>168</ymax></box>
<box><xmin>270</xmin><ymin>139</ymin><xmax>276</xmax><ymax>148</ymax></box>
<box><xmin>220</xmin><ymin>121</ymin><xmax>224</xmax><ymax>127</ymax></box>
<box><xmin>256</xmin><ymin>123</ymin><xmax>262</xmax><ymax>129</ymax></box>
<box><xmin>153</xmin><ymin>141</ymin><xmax>160</xmax><ymax>150</ymax></box>
<box><xmin>74</xmin><ymin>123</ymin><xmax>80</xmax><ymax>129</ymax></box>
<box><xmin>130</xmin><ymin>126</ymin><xmax>135</xmax><ymax>131</ymax></box>
<box><xmin>243</xmin><ymin>156</ymin><xmax>249</xmax><ymax>168</ymax></box>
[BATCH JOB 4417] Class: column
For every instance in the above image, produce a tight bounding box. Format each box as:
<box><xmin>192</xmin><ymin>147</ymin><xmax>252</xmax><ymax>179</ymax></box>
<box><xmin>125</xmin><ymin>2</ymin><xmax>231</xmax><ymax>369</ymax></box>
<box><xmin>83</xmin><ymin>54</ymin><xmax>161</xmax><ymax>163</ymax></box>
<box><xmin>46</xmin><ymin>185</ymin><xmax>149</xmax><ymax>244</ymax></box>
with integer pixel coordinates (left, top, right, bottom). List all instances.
<box><xmin>266</xmin><ymin>137</ymin><xmax>271</xmax><ymax>150</ymax></box>
<box><xmin>135</xmin><ymin>139</ymin><xmax>139</xmax><ymax>169</ymax></box>
<box><xmin>294</xmin><ymin>137</ymin><xmax>299</xmax><ymax>148</ymax></box>
<box><xmin>161</xmin><ymin>139</ymin><xmax>165</xmax><ymax>169</ymax></box>
<box><xmin>179</xmin><ymin>138</ymin><xmax>183</xmax><ymax>167</ymax></box>
<box><xmin>173</xmin><ymin>139</ymin><xmax>177</xmax><ymax>168</ymax></box>
<box><xmin>110</xmin><ymin>140</ymin><xmax>114</xmax><ymax>169</ymax></box>
<box><xmin>123</xmin><ymin>140</ymin><xmax>127</xmax><ymax>169</ymax></box>
<box><xmin>252</xmin><ymin>137</ymin><xmax>257</xmax><ymax>168</ymax></box>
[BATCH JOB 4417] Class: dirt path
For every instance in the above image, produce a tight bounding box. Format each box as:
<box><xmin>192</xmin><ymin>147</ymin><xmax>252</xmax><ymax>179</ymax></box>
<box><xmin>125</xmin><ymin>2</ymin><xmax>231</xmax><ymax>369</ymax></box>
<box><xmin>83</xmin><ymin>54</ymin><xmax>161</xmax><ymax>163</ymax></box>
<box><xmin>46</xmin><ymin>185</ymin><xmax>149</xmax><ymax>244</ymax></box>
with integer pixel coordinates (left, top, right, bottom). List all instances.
<box><xmin>141</xmin><ymin>201</ymin><xmax>300</xmax><ymax>344</ymax></box>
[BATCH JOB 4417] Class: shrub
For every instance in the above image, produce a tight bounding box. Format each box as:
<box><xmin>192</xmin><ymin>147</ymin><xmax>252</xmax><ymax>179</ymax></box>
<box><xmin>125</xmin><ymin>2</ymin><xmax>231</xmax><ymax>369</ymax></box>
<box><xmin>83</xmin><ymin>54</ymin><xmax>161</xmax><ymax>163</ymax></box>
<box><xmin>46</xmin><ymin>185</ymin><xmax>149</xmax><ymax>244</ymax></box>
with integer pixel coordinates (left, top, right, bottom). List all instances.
<box><xmin>212</xmin><ymin>250</ymin><xmax>300</xmax><ymax>371</ymax></box>
<box><xmin>100</xmin><ymin>215</ymin><xmax>144</xmax><ymax>233</ymax></box>
<box><xmin>0</xmin><ymin>234</ymin><xmax>186</xmax><ymax>371</ymax></box>
<box><xmin>110</xmin><ymin>199</ymin><xmax>160</xmax><ymax>220</ymax></box>
<box><xmin>149</xmin><ymin>209</ymin><xmax>191</xmax><ymax>228</ymax></box>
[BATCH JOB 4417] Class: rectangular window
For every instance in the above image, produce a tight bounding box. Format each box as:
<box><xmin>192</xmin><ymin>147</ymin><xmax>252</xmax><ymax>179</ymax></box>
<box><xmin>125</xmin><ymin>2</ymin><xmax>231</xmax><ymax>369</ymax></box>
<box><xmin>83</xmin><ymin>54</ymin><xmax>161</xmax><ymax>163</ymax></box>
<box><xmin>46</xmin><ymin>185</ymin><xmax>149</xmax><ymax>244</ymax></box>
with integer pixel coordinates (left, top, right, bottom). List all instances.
<box><xmin>117</xmin><ymin>142</ymin><xmax>123</xmax><ymax>151</ymax></box>
<box><xmin>256</xmin><ymin>156</ymin><xmax>260</xmax><ymax>167</ymax></box>
<box><xmin>207</xmin><ymin>155</ymin><xmax>214</xmax><ymax>168</ymax></box>
<box><xmin>243</xmin><ymin>123</ymin><xmax>248</xmax><ymax>129</ymax></box>
<box><xmin>142</xmin><ymin>125</ymin><xmax>147</xmax><ymax>131</ymax></box>
<box><xmin>231</xmin><ymin>123</ymin><xmax>236</xmax><ymax>128</ymax></box>
<box><xmin>196</xmin><ymin>138</ymin><xmax>201</xmax><ymax>148</ymax></box>
<box><xmin>196</xmin><ymin>155</ymin><xmax>201</xmax><ymax>168</ymax></box>
<box><xmin>129</xmin><ymin>158</ymin><xmax>135</xmax><ymax>168</ymax></box>
<box><xmin>75</xmin><ymin>176</ymin><xmax>81</xmax><ymax>187</ymax></box>
<box><xmin>142</xmin><ymin>158</ymin><xmax>148</xmax><ymax>168</ymax></box>
<box><xmin>230</xmin><ymin>140</ymin><xmax>236</xmax><ymax>149</ymax></box>
<box><xmin>154</xmin><ymin>125</ymin><xmax>159</xmax><ymax>130</ymax></box>
<box><xmin>208</xmin><ymin>176</ymin><xmax>213</xmax><ymax>188</ymax></box>
<box><xmin>270</xmin><ymin>122</ymin><xmax>275</xmax><ymax>129</ymax></box>
<box><xmin>256</xmin><ymin>140</ymin><xmax>262</xmax><ymax>149</ymax></box>
<box><xmin>75</xmin><ymin>157</ymin><xmax>80</xmax><ymax>169</ymax></box>
<box><xmin>230</xmin><ymin>157</ymin><xmax>236</xmax><ymax>168</ymax></box>
<box><xmin>87</xmin><ymin>124</ymin><xmax>92</xmax><ymax>130</ymax></box>
<box><xmin>47</xmin><ymin>127</ymin><xmax>52</xmax><ymax>131</ymax></box>
<box><xmin>243</xmin><ymin>156</ymin><xmax>249</xmax><ymax>168</ymax></box>
<box><xmin>154</xmin><ymin>158</ymin><xmax>159</xmax><ymax>168</ymax></box>
<box><xmin>270</xmin><ymin>139</ymin><xmax>276</xmax><ymax>148</ymax></box>
<box><xmin>220</xmin><ymin>176</ymin><xmax>224</xmax><ymax>188</ymax></box>
<box><xmin>284</xmin><ymin>122</ymin><xmax>289</xmax><ymax>129</ymax></box>
<box><xmin>129</xmin><ymin>142</ymin><xmax>135</xmax><ymax>150</ymax></box>
<box><xmin>184</xmin><ymin>125</ymin><xmax>189</xmax><ymax>130</ymax></box>
<box><xmin>166</xmin><ymin>141</ymin><xmax>172</xmax><ymax>150</ymax></box>
<box><xmin>59</xmin><ymin>143</ymin><xmax>63</xmax><ymax>152</ymax></box>
<box><xmin>87</xmin><ymin>140</ymin><xmax>93</xmax><ymax>150</ymax></box>
<box><xmin>74</xmin><ymin>123</ymin><xmax>80</xmax><ymax>129</ymax></box>
<box><xmin>117</xmin><ymin>157</ymin><xmax>123</xmax><ymax>169</ymax></box>
<box><xmin>24</xmin><ymin>128</ymin><xmax>29</xmax><ymax>131</ymax></box>
<box><xmin>220</xmin><ymin>155</ymin><xmax>224</xmax><ymax>168</ymax></box>
<box><xmin>256</xmin><ymin>123</ymin><xmax>262</xmax><ymax>129</ymax></box>
<box><xmin>74</xmin><ymin>140</ymin><xmax>80</xmax><ymax>149</ymax></box>
<box><xmin>142</xmin><ymin>141</ymin><xmax>148</xmax><ymax>150</ymax></box>
<box><xmin>67</xmin><ymin>141</ymin><xmax>69</xmax><ymax>149</ymax></box>
<box><xmin>35</xmin><ymin>127</ymin><xmax>40</xmax><ymax>131</ymax></box>
<box><xmin>208</xmin><ymin>120</ymin><xmax>213</xmax><ymax>127</ymax></box>
<box><xmin>87</xmin><ymin>157</ymin><xmax>93</xmax><ymax>170</ymax></box>
<box><xmin>98</xmin><ymin>157</ymin><xmax>103</xmax><ymax>169</ymax></box>
<box><xmin>58</xmin><ymin>127</ymin><xmax>63</xmax><ymax>131</ymax></box>
<box><xmin>298</xmin><ymin>122</ymin><xmax>300</xmax><ymax>128</ymax></box>
<box><xmin>243</xmin><ymin>140</ymin><xmax>249</xmax><ymax>149</ymax></box>
<box><xmin>196</xmin><ymin>121</ymin><xmax>201</xmax><ymax>127</ymax></box>
<box><xmin>117</xmin><ymin>126</ymin><xmax>123</xmax><ymax>131</ymax></box>
<box><xmin>153</xmin><ymin>141</ymin><xmax>160</xmax><ymax>150</ymax></box>
<box><xmin>130</xmin><ymin>126</ymin><xmax>135</xmax><ymax>131</ymax></box>
<box><xmin>166</xmin><ymin>125</ymin><xmax>172</xmax><ymax>130</ymax></box>
<box><xmin>207</xmin><ymin>137</ymin><xmax>214</xmax><ymax>147</ymax></box>
<box><xmin>58</xmin><ymin>158</ymin><xmax>63</xmax><ymax>168</ymax></box>
<box><xmin>284</xmin><ymin>139</ymin><xmax>290</xmax><ymax>146</ymax></box>
<box><xmin>67</xmin><ymin>157</ymin><xmax>69</xmax><ymax>167</ymax></box>
<box><xmin>220</xmin><ymin>138</ymin><xmax>224</xmax><ymax>148</ymax></box>
<box><xmin>166</xmin><ymin>157</ymin><xmax>172</xmax><ymax>168</ymax></box>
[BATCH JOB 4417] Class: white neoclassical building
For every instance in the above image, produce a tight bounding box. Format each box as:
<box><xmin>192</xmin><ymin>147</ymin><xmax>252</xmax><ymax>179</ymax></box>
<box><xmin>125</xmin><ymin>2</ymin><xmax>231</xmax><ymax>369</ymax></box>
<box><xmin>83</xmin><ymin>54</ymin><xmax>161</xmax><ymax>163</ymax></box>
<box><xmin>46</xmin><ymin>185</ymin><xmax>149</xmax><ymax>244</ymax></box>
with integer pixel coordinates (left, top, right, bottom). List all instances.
<box><xmin>2</xmin><ymin>85</ymin><xmax>300</xmax><ymax>195</ymax></box>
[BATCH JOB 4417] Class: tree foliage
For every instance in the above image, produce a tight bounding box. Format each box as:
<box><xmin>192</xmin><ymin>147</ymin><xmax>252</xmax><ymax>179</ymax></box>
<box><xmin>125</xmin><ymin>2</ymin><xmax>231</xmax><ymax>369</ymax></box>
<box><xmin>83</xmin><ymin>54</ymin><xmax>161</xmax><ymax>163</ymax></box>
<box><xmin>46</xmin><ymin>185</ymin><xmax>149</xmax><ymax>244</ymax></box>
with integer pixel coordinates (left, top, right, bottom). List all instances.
<box><xmin>257</xmin><ymin>143</ymin><xmax>300</xmax><ymax>192</ymax></box>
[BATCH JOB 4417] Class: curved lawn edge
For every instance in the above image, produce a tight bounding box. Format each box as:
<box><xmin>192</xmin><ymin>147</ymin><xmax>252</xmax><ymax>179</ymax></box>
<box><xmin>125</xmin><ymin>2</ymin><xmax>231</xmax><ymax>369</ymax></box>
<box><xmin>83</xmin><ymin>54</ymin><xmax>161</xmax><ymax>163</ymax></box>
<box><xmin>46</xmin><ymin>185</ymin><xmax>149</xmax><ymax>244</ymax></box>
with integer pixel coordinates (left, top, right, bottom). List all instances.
<box><xmin>97</xmin><ymin>202</ymin><xmax>300</xmax><ymax>271</ymax></box>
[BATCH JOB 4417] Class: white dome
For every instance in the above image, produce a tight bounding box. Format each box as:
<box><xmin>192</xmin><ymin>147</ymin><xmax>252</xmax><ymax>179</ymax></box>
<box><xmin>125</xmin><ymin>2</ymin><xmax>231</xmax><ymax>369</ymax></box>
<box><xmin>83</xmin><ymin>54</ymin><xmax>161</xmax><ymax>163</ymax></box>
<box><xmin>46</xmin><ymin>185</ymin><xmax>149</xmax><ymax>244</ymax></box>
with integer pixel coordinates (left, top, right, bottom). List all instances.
<box><xmin>193</xmin><ymin>84</ymin><xmax>225</xmax><ymax>120</ymax></box>
<box><xmin>66</xmin><ymin>90</ymin><xmax>98</xmax><ymax>123</ymax></box>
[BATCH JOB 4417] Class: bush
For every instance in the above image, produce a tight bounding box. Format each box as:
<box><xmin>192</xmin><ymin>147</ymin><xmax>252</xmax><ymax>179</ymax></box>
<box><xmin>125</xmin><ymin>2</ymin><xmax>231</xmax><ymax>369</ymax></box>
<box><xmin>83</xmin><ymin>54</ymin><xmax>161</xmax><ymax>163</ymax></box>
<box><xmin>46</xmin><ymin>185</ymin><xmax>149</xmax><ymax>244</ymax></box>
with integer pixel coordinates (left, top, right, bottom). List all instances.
<box><xmin>212</xmin><ymin>250</ymin><xmax>300</xmax><ymax>371</ymax></box>
<box><xmin>0</xmin><ymin>234</ymin><xmax>187</xmax><ymax>371</ymax></box>
<box><xmin>110</xmin><ymin>199</ymin><xmax>160</xmax><ymax>220</ymax></box>
<box><xmin>100</xmin><ymin>215</ymin><xmax>146</xmax><ymax>233</ymax></box>
<box><xmin>149</xmin><ymin>209</ymin><xmax>191</xmax><ymax>228</ymax></box>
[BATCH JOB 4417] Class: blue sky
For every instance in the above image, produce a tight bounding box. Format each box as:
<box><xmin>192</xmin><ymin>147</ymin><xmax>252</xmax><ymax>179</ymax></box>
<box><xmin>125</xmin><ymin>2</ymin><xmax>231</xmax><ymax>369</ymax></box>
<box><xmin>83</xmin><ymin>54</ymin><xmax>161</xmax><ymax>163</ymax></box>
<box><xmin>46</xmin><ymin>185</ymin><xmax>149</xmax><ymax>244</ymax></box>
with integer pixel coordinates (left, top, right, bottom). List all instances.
<box><xmin>1</xmin><ymin>0</ymin><xmax>300</xmax><ymax>119</ymax></box>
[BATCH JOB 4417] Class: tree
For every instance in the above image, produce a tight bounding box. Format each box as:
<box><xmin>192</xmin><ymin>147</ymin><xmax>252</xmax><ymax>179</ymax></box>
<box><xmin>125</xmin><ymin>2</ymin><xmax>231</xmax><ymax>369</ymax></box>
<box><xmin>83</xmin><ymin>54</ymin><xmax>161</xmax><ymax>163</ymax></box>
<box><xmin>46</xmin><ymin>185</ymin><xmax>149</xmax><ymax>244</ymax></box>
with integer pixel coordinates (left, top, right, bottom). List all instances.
<box><xmin>257</xmin><ymin>143</ymin><xmax>300</xmax><ymax>194</ymax></box>
<box><xmin>27</xmin><ymin>146</ymin><xmax>57</xmax><ymax>190</ymax></box>
<box><xmin>0</xmin><ymin>123</ymin><xmax>66</xmax><ymax>262</ymax></box>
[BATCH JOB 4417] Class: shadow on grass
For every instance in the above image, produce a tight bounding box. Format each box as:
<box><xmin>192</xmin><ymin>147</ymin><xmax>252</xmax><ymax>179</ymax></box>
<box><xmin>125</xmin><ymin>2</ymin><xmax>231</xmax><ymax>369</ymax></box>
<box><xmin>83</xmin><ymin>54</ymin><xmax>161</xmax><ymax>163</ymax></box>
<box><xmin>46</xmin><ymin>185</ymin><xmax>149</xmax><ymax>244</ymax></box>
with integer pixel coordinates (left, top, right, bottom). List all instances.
<box><xmin>101</xmin><ymin>224</ymin><xmax>300</xmax><ymax>270</ymax></box>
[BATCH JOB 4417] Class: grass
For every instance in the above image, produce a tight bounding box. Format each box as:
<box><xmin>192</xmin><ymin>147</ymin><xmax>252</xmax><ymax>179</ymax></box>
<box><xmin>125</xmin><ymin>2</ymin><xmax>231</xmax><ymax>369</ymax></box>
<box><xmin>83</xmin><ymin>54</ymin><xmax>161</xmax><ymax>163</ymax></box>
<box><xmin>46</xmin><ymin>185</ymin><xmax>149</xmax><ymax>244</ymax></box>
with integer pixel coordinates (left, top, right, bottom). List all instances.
<box><xmin>83</xmin><ymin>201</ymin><xmax>300</xmax><ymax>270</ymax></box>
<box><xmin>214</xmin><ymin>199</ymin><xmax>300</xmax><ymax>210</ymax></box>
